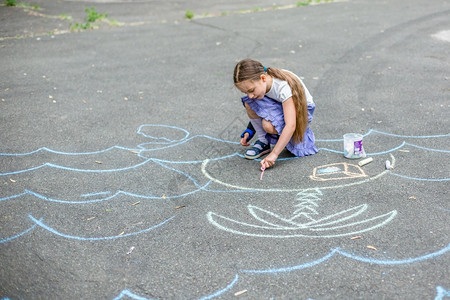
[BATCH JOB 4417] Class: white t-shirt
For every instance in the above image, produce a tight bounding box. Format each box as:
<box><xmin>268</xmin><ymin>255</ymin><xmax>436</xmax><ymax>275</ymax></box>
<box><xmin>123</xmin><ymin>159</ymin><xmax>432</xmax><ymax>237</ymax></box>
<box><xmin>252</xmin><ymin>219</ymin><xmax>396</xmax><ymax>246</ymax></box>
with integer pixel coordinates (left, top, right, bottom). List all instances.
<box><xmin>265</xmin><ymin>70</ymin><xmax>314</xmax><ymax>105</ymax></box>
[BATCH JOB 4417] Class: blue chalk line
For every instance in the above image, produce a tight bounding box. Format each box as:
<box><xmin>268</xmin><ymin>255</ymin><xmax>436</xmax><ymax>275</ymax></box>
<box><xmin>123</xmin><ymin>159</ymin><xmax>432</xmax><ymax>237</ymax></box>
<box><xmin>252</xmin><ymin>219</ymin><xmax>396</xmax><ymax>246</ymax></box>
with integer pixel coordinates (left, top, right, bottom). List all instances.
<box><xmin>113</xmin><ymin>274</ymin><xmax>239</xmax><ymax>300</ymax></box>
<box><xmin>0</xmin><ymin>221</ymin><xmax>39</xmax><ymax>244</ymax></box>
<box><xmin>316</xmin><ymin>129</ymin><xmax>450</xmax><ymax>142</ymax></box>
<box><xmin>113</xmin><ymin>289</ymin><xmax>153</xmax><ymax>300</ymax></box>
<box><xmin>242</xmin><ymin>243</ymin><xmax>450</xmax><ymax>274</ymax></box>
<box><xmin>1</xmin><ymin>126</ymin><xmax>447</xmax><ymax>157</ymax></box>
<box><xmin>435</xmin><ymin>286</ymin><xmax>450</xmax><ymax>300</ymax></box>
<box><xmin>28</xmin><ymin>214</ymin><xmax>174</xmax><ymax>241</ymax></box>
<box><xmin>389</xmin><ymin>172</ymin><xmax>450</xmax><ymax>182</ymax></box>
<box><xmin>1</xmin><ymin>140</ymin><xmax>447</xmax><ymax>176</ymax></box>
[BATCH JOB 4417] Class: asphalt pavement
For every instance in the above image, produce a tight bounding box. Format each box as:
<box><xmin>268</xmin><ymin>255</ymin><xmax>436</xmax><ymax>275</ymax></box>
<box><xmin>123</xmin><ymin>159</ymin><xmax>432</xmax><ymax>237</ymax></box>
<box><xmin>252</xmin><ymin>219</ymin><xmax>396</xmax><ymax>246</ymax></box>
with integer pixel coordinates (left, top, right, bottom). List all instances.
<box><xmin>1</xmin><ymin>0</ymin><xmax>449</xmax><ymax>299</ymax></box>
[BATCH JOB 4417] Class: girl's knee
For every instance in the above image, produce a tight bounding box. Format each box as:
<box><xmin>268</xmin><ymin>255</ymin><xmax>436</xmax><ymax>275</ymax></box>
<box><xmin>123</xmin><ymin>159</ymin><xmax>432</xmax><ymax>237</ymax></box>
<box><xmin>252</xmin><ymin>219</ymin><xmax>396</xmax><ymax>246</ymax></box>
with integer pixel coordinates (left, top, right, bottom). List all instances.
<box><xmin>262</xmin><ymin>119</ymin><xmax>278</xmax><ymax>134</ymax></box>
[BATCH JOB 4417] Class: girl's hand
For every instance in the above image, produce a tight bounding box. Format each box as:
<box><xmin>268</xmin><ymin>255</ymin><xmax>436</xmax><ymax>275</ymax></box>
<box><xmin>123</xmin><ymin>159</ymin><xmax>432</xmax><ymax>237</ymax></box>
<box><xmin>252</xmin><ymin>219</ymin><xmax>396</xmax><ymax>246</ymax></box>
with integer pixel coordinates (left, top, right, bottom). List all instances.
<box><xmin>261</xmin><ymin>152</ymin><xmax>278</xmax><ymax>169</ymax></box>
<box><xmin>240</xmin><ymin>133</ymin><xmax>251</xmax><ymax>146</ymax></box>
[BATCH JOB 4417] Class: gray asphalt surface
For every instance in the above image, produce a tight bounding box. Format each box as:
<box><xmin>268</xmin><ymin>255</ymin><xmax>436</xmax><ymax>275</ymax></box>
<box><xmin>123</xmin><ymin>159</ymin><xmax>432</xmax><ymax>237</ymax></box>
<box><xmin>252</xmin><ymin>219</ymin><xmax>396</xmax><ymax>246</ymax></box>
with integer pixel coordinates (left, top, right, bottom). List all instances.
<box><xmin>1</xmin><ymin>0</ymin><xmax>449</xmax><ymax>299</ymax></box>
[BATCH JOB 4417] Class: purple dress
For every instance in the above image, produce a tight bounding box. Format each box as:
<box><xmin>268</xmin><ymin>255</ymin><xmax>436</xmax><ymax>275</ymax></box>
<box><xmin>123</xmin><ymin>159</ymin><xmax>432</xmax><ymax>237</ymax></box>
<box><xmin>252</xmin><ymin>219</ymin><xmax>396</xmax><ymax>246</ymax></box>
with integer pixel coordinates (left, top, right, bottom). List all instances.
<box><xmin>242</xmin><ymin>95</ymin><xmax>318</xmax><ymax>157</ymax></box>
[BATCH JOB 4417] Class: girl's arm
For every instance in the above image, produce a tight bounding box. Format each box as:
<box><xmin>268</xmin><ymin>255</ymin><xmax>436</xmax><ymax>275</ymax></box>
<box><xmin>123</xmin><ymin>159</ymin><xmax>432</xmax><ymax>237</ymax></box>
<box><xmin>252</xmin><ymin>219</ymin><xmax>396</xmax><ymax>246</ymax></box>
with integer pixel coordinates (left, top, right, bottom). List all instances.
<box><xmin>261</xmin><ymin>97</ymin><xmax>296</xmax><ymax>168</ymax></box>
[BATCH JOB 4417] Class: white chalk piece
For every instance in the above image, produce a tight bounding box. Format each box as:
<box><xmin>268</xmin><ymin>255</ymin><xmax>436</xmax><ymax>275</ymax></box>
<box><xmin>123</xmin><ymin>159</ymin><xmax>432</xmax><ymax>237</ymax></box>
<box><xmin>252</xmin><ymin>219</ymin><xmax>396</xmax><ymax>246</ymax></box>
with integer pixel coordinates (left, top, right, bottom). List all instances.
<box><xmin>358</xmin><ymin>157</ymin><xmax>373</xmax><ymax>167</ymax></box>
<box><xmin>385</xmin><ymin>160</ymin><xmax>391</xmax><ymax>170</ymax></box>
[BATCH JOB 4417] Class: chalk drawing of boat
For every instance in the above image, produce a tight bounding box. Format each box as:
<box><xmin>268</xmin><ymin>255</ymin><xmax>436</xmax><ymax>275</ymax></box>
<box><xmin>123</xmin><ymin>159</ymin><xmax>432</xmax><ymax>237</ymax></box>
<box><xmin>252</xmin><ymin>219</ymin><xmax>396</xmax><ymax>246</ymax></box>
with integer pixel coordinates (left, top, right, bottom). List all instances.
<box><xmin>310</xmin><ymin>162</ymin><xmax>368</xmax><ymax>181</ymax></box>
<box><xmin>207</xmin><ymin>204</ymin><xmax>397</xmax><ymax>238</ymax></box>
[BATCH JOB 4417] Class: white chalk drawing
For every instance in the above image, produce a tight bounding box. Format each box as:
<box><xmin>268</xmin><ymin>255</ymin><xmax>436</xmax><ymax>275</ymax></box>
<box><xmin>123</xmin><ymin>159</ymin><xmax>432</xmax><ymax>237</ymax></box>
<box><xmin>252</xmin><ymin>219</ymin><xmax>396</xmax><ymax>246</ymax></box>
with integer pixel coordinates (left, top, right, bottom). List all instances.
<box><xmin>203</xmin><ymin>153</ymin><xmax>399</xmax><ymax>238</ymax></box>
<box><xmin>207</xmin><ymin>189</ymin><xmax>397</xmax><ymax>238</ymax></box>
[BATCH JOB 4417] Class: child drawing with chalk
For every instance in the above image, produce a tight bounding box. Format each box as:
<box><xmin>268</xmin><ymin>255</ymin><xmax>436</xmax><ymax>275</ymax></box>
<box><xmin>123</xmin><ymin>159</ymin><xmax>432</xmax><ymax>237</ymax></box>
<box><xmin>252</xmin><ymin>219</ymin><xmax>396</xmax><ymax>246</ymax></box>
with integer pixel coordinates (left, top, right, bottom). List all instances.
<box><xmin>234</xmin><ymin>58</ymin><xmax>318</xmax><ymax>169</ymax></box>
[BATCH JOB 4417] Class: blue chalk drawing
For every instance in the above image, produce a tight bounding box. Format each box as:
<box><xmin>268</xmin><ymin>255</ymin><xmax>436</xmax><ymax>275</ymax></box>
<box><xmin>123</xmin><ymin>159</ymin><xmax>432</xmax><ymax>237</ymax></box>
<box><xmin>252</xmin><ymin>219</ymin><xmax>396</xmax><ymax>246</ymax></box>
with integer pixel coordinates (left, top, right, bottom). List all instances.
<box><xmin>27</xmin><ymin>214</ymin><xmax>175</xmax><ymax>241</ymax></box>
<box><xmin>81</xmin><ymin>191</ymin><xmax>111</xmax><ymax>198</ymax></box>
<box><xmin>113</xmin><ymin>289</ymin><xmax>154</xmax><ymax>300</ymax></box>
<box><xmin>1</xmin><ymin>182</ymin><xmax>210</xmax><ymax>204</ymax></box>
<box><xmin>389</xmin><ymin>172</ymin><xmax>450</xmax><ymax>182</ymax></box>
<box><xmin>136</xmin><ymin>124</ymin><xmax>190</xmax><ymax>144</ymax></box>
<box><xmin>114</xmin><ymin>242</ymin><xmax>450</xmax><ymax>299</ymax></box>
<box><xmin>0</xmin><ymin>124</ymin><xmax>448</xmax><ymax>299</ymax></box>
<box><xmin>435</xmin><ymin>286</ymin><xmax>450</xmax><ymax>300</ymax></box>
<box><xmin>316</xmin><ymin>166</ymin><xmax>342</xmax><ymax>174</ymax></box>
<box><xmin>0</xmin><ymin>158</ymin><xmax>154</xmax><ymax>176</ymax></box>
<box><xmin>0</xmin><ymin>221</ymin><xmax>39</xmax><ymax>244</ymax></box>
<box><xmin>0</xmin><ymin>145</ymin><xmax>134</xmax><ymax>157</ymax></box>
<box><xmin>1</xmin><ymin>126</ymin><xmax>448</xmax><ymax>170</ymax></box>
<box><xmin>437</xmin><ymin>207</ymin><xmax>450</xmax><ymax>213</ymax></box>
<box><xmin>114</xmin><ymin>274</ymin><xmax>239</xmax><ymax>300</ymax></box>
<box><xmin>315</xmin><ymin>129</ymin><xmax>450</xmax><ymax>142</ymax></box>
<box><xmin>241</xmin><ymin>244</ymin><xmax>450</xmax><ymax>274</ymax></box>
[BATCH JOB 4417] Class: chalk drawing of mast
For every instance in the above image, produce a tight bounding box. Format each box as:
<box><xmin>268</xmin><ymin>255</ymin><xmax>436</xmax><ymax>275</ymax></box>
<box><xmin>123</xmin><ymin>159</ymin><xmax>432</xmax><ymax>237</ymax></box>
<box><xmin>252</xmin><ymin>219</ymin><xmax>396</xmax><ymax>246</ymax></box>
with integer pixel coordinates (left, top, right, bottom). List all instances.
<box><xmin>207</xmin><ymin>189</ymin><xmax>397</xmax><ymax>238</ymax></box>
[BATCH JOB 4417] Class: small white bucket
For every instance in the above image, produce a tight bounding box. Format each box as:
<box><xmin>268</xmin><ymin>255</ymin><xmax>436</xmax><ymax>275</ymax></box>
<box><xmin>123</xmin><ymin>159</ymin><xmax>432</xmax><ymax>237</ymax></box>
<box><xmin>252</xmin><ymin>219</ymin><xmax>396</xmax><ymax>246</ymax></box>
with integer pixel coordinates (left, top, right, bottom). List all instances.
<box><xmin>343</xmin><ymin>133</ymin><xmax>366</xmax><ymax>159</ymax></box>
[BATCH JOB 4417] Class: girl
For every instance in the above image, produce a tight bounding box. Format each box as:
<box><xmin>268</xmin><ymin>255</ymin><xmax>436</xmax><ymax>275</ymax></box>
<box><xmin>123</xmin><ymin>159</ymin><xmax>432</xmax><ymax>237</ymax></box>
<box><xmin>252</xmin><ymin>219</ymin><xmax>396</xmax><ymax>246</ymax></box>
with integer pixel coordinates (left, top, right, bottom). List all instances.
<box><xmin>234</xmin><ymin>58</ymin><xmax>318</xmax><ymax>169</ymax></box>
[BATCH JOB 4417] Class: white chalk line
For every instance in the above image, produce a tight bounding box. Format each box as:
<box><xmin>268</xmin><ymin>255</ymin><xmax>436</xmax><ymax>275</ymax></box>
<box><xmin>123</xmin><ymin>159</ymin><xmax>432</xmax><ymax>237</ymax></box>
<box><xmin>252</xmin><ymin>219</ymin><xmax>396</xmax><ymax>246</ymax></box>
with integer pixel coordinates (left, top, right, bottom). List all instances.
<box><xmin>201</xmin><ymin>154</ymin><xmax>395</xmax><ymax>193</ymax></box>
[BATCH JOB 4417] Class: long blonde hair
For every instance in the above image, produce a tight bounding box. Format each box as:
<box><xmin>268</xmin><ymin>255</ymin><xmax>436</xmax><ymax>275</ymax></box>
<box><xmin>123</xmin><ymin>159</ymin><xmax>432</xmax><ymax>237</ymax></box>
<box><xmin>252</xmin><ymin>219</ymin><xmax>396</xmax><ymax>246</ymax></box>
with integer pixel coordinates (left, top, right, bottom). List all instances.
<box><xmin>234</xmin><ymin>58</ymin><xmax>308</xmax><ymax>143</ymax></box>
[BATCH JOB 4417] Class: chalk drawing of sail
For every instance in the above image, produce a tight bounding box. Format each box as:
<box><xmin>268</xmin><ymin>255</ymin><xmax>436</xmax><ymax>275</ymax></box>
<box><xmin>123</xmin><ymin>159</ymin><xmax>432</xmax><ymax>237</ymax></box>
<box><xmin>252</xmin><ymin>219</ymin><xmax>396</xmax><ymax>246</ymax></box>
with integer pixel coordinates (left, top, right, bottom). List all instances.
<box><xmin>207</xmin><ymin>204</ymin><xmax>397</xmax><ymax>238</ymax></box>
<box><xmin>310</xmin><ymin>163</ymin><xmax>368</xmax><ymax>181</ymax></box>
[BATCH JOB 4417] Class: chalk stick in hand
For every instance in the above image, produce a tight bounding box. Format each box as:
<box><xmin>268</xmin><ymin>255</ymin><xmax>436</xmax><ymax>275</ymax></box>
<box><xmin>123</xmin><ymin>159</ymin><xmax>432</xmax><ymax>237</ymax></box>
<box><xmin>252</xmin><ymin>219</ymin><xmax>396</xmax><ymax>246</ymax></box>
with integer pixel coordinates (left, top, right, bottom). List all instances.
<box><xmin>260</xmin><ymin>164</ymin><xmax>266</xmax><ymax>180</ymax></box>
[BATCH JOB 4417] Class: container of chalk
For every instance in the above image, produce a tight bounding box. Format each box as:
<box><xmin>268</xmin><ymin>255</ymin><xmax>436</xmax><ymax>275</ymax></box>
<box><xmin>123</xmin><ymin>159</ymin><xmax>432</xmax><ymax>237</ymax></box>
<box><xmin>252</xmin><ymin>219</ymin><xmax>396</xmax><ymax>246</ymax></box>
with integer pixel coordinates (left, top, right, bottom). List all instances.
<box><xmin>343</xmin><ymin>133</ymin><xmax>366</xmax><ymax>159</ymax></box>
